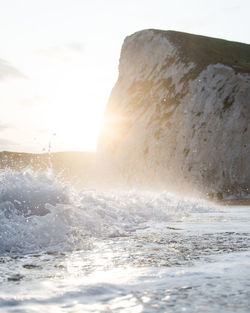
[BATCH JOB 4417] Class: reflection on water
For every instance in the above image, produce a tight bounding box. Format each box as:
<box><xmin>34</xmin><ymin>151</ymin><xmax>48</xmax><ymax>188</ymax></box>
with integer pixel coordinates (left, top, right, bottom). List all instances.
<box><xmin>0</xmin><ymin>169</ymin><xmax>250</xmax><ymax>312</ymax></box>
<box><xmin>1</xmin><ymin>250</ymin><xmax>250</xmax><ymax>313</ymax></box>
<box><xmin>0</xmin><ymin>210</ymin><xmax>250</xmax><ymax>312</ymax></box>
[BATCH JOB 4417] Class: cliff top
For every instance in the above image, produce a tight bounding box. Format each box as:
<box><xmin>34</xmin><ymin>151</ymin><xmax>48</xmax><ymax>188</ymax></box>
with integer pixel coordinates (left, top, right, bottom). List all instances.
<box><xmin>128</xmin><ymin>29</ymin><xmax>250</xmax><ymax>75</ymax></box>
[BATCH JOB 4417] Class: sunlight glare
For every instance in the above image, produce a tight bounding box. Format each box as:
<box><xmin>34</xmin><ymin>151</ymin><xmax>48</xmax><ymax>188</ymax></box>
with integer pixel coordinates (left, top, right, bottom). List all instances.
<box><xmin>37</xmin><ymin>62</ymin><xmax>106</xmax><ymax>152</ymax></box>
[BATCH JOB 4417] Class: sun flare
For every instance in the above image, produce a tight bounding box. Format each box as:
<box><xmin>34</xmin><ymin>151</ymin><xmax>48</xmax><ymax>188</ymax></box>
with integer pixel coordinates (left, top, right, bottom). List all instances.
<box><xmin>33</xmin><ymin>59</ymin><xmax>107</xmax><ymax>152</ymax></box>
<box><xmin>42</xmin><ymin>97</ymin><xmax>103</xmax><ymax>152</ymax></box>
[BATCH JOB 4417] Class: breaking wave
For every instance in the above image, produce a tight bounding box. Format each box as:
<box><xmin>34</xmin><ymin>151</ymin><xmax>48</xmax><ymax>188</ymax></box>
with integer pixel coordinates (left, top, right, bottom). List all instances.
<box><xmin>0</xmin><ymin>168</ymin><xmax>211</xmax><ymax>254</ymax></box>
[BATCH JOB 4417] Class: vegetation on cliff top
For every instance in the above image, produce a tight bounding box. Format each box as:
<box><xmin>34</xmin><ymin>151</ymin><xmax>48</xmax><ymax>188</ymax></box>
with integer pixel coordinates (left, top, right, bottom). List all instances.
<box><xmin>150</xmin><ymin>29</ymin><xmax>250</xmax><ymax>76</ymax></box>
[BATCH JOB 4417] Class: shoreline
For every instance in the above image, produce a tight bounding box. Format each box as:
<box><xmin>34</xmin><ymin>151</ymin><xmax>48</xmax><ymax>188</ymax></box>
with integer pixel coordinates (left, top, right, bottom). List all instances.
<box><xmin>215</xmin><ymin>198</ymin><xmax>250</xmax><ymax>206</ymax></box>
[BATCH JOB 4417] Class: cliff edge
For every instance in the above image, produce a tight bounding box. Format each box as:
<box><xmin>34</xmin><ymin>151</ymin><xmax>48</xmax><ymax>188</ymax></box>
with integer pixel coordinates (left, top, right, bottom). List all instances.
<box><xmin>98</xmin><ymin>29</ymin><xmax>250</xmax><ymax>200</ymax></box>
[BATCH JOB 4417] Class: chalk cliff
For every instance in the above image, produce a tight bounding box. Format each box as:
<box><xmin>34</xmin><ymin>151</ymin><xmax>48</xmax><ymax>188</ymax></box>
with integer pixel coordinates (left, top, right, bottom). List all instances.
<box><xmin>98</xmin><ymin>30</ymin><xmax>250</xmax><ymax>199</ymax></box>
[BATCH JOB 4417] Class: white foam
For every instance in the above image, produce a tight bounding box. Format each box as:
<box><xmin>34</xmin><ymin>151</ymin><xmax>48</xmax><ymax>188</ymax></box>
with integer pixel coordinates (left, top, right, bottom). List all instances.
<box><xmin>0</xmin><ymin>168</ymin><xmax>212</xmax><ymax>254</ymax></box>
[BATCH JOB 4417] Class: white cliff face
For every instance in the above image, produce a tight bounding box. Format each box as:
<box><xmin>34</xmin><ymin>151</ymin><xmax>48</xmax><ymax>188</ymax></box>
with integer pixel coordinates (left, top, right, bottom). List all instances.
<box><xmin>98</xmin><ymin>30</ymin><xmax>250</xmax><ymax>199</ymax></box>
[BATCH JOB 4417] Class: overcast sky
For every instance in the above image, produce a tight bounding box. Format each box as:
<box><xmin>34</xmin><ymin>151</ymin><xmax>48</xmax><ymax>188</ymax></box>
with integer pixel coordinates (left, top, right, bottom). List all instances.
<box><xmin>0</xmin><ymin>0</ymin><xmax>249</xmax><ymax>153</ymax></box>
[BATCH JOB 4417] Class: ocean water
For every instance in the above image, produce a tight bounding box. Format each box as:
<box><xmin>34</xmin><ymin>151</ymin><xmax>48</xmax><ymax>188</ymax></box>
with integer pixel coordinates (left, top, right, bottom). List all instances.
<box><xmin>0</xmin><ymin>168</ymin><xmax>249</xmax><ymax>313</ymax></box>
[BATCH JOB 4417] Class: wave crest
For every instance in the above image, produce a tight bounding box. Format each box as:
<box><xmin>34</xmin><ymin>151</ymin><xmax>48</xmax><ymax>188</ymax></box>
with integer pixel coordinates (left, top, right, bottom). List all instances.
<box><xmin>0</xmin><ymin>168</ymin><xmax>209</xmax><ymax>254</ymax></box>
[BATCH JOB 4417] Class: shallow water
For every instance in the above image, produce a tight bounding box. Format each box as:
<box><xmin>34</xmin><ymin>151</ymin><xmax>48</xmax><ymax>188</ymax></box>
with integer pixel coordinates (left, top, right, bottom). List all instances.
<box><xmin>0</xmin><ymin>169</ymin><xmax>249</xmax><ymax>312</ymax></box>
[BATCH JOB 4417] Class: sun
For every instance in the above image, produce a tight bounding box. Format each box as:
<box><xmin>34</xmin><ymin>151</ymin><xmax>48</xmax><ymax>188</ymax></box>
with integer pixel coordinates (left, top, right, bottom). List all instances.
<box><xmin>36</xmin><ymin>63</ymin><xmax>107</xmax><ymax>152</ymax></box>
<box><xmin>42</xmin><ymin>97</ymin><xmax>103</xmax><ymax>152</ymax></box>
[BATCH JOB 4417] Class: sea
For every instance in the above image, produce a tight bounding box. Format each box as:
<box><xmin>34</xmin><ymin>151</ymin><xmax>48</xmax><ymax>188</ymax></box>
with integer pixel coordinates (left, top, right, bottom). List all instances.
<box><xmin>0</xmin><ymin>168</ymin><xmax>249</xmax><ymax>313</ymax></box>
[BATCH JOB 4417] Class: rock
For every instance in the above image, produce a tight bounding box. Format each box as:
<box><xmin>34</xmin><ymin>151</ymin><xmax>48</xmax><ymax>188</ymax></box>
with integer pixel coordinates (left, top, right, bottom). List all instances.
<box><xmin>98</xmin><ymin>29</ymin><xmax>250</xmax><ymax>200</ymax></box>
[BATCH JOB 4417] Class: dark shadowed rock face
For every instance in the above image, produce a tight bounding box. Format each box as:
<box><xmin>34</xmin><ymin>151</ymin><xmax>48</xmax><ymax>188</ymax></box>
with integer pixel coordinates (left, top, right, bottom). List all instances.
<box><xmin>98</xmin><ymin>29</ymin><xmax>250</xmax><ymax>200</ymax></box>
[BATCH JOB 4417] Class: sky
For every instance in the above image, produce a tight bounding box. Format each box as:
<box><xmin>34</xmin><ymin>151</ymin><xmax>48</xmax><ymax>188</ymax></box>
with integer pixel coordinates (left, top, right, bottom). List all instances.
<box><xmin>0</xmin><ymin>0</ymin><xmax>249</xmax><ymax>153</ymax></box>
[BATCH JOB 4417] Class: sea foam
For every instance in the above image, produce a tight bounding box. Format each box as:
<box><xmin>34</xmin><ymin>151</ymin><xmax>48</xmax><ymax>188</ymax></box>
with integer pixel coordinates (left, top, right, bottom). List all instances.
<box><xmin>0</xmin><ymin>168</ymin><xmax>209</xmax><ymax>254</ymax></box>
